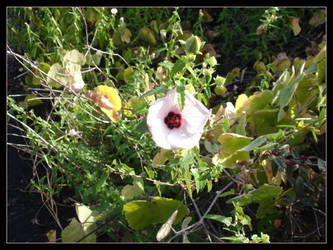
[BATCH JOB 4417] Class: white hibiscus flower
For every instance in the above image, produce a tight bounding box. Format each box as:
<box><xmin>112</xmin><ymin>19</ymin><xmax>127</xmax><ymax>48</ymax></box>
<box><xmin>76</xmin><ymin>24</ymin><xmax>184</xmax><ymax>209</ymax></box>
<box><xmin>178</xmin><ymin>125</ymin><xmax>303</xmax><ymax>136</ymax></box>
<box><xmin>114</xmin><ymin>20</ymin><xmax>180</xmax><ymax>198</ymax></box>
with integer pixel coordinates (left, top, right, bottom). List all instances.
<box><xmin>147</xmin><ymin>89</ymin><xmax>210</xmax><ymax>150</ymax></box>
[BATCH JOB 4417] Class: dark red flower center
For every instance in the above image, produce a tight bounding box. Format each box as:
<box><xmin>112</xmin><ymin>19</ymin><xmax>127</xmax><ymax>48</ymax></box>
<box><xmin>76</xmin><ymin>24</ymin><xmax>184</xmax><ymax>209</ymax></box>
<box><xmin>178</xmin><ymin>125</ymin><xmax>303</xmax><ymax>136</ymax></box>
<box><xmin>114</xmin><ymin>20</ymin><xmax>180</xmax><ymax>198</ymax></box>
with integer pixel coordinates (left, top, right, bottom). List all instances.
<box><xmin>164</xmin><ymin>112</ymin><xmax>182</xmax><ymax>129</ymax></box>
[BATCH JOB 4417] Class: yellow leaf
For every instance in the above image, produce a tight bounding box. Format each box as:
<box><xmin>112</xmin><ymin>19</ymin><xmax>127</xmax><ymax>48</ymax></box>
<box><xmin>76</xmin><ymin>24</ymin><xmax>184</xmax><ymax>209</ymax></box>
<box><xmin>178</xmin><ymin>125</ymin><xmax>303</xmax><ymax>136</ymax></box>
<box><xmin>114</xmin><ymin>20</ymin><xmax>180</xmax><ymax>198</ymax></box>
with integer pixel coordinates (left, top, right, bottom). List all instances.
<box><xmin>235</xmin><ymin>94</ymin><xmax>248</xmax><ymax>114</ymax></box>
<box><xmin>290</xmin><ymin>16</ymin><xmax>301</xmax><ymax>36</ymax></box>
<box><xmin>75</xmin><ymin>203</ymin><xmax>97</xmax><ymax>232</ymax></box>
<box><xmin>96</xmin><ymin>85</ymin><xmax>122</xmax><ymax>122</ymax></box>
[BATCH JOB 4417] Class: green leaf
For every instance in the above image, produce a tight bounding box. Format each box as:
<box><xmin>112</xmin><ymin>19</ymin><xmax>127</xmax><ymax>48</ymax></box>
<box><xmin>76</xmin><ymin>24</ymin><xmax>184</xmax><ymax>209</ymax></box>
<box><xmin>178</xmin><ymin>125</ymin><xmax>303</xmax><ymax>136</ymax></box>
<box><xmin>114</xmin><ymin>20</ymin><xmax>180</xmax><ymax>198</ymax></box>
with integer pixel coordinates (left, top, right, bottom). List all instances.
<box><xmin>237</xmin><ymin>134</ymin><xmax>274</xmax><ymax>152</ymax></box>
<box><xmin>216</xmin><ymin>133</ymin><xmax>252</xmax><ymax>168</ymax></box>
<box><xmin>95</xmin><ymin>172</ymin><xmax>108</xmax><ymax>193</ymax></box>
<box><xmin>135</xmin><ymin>119</ymin><xmax>149</xmax><ymax>133</ymax></box>
<box><xmin>123</xmin><ymin>67</ymin><xmax>135</xmax><ymax>84</ymax></box>
<box><xmin>32</xmin><ymin>62</ymin><xmax>50</xmax><ymax>86</ymax></box>
<box><xmin>159</xmin><ymin>60</ymin><xmax>174</xmax><ymax>71</ymax></box>
<box><xmin>123</xmin><ymin>197</ymin><xmax>190</xmax><ymax>230</ymax></box>
<box><xmin>219</xmin><ymin>189</ymin><xmax>235</xmax><ymax>198</ymax></box>
<box><xmin>235</xmin><ymin>94</ymin><xmax>248</xmax><ymax>113</ymax></box>
<box><xmin>191</xmin><ymin>169</ymin><xmax>209</xmax><ymax>194</ymax></box>
<box><xmin>144</xmin><ymin>166</ymin><xmax>155</xmax><ymax>179</ymax></box>
<box><xmin>138</xmin><ymin>27</ymin><xmax>156</xmax><ymax>45</ymax></box>
<box><xmin>317</xmin><ymin>59</ymin><xmax>325</xmax><ymax>84</ymax></box>
<box><xmin>247</xmin><ymin>90</ymin><xmax>273</xmax><ymax>116</ymax></box>
<box><xmin>224</xmin><ymin>67</ymin><xmax>240</xmax><ymax>86</ymax></box>
<box><xmin>309</xmin><ymin>9</ymin><xmax>326</xmax><ymax>27</ymax></box>
<box><xmin>227</xmin><ymin>184</ymin><xmax>282</xmax><ymax>206</ymax></box>
<box><xmin>176</xmin><ymin>80</ymin><xmax>185</xmax><ymax>111</ymax></box>
<box><xmin>141</xmin><ymin>85</ymin><xmax>168</xmax><ymax>98</ymax></box>
<box><xmin>46</xmin><ymin>230</ymin><xmax>56</xmax><ymax>242</ymax></box>
<box><xmin>256</xmin><ymin>198</ymin><xmax>281</xmax><ymax>219</ymax></box>
<box><xmin>234</xmin><ymin>113</ymin><xmax>247</xmax><ymax>135</ymax></box>
<box><xmin>121</xmin><ymin>176</ymin><xmax>145</xmax><ymax>200</ymax></box>
<box><xmin>305</xmin><ymin>64</ymin><xmax>318</xmax><ymax>74</ymax></box>
<box><xmin>248</xmin><ymin>108</ymin><xmax>279</xmax><ymax>136</ymax></box>
<box><xmin>181</xmin><ymin>150</ymin><xmax>194</xmax><ymax>198</ymax></box>
<box><xmin>279</xmin><ymin>71</ymin><xmax>305</xmax><ymax>109</ymax></box>
<box><xmin>204</xmin><ymin>139</ymin><xmax>220</xmax><ymax>154</ymax></box>
<box><xmin>251</xmin><ymin>184</ymin><xmax>282</xmax><ymax>203</ymax></box>
<box><xmin>170</xmin><ymin>59</ymin><xmax>185</xmax><ymax>78</ymax></box>
<box><xmin>204</xmin><ymin>214</ymin><xmax>232</xmax><ymax>227</ymax></box>
<box><xmin>24</xmin><ymin>95</ymin><xmax>43</xmax><ymax>107</ymax></box>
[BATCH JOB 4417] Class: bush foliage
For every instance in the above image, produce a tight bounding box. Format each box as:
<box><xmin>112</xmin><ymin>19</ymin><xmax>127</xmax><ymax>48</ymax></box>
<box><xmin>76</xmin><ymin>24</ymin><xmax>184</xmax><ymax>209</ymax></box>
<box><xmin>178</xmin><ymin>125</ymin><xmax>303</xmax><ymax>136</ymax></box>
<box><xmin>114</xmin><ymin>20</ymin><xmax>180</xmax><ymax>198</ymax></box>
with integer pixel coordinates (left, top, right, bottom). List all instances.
<box><xmin>7</xmin><ymin>7</ymin><xmax>326</xmax><ymax>242</ymax></box>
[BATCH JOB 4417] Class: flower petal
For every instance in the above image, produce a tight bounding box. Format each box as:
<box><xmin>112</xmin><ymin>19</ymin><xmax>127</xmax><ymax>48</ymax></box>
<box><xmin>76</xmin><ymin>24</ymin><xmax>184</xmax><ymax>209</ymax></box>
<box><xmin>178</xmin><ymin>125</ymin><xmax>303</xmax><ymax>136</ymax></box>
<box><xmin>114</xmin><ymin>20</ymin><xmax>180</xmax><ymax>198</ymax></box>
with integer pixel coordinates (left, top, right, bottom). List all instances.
<box><xmin>181</xmin><ymin>91</ymin><xmax>210</xmax><ymax>135</ymax></box>
<box><xmin>167</xmin><ymin>125</ymin><xmax>202</xmax><ymax>149</ymax></box>
<box><xmin>147</xmin><ymin>98</ymin><xmax>172</xmax><ymax>149</ymax></box>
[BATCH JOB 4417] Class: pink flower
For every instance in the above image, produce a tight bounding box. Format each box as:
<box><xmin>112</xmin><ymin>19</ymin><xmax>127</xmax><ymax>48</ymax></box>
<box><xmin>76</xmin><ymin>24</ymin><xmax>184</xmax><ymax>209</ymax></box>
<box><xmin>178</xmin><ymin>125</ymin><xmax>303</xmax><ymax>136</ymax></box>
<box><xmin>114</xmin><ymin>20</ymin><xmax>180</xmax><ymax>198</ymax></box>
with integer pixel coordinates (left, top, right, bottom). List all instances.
<box><xmin>111</xmin><ymin>8</ymin><xmax>118</xmax><ymax>15</ymax></box>
<box><xmin>160</xmin><ymin>31</ymin><xmax>166</xmax><ymax>39</ymax></box>
<box><xmin>69</xmin><ymin>129</ymin><xmax>79</xmax><ymax>137</ymax></box>
<box><xmin>147</xmin><ymin>89</ymin><xmax>210</xmax><ymax>150</ymax></box>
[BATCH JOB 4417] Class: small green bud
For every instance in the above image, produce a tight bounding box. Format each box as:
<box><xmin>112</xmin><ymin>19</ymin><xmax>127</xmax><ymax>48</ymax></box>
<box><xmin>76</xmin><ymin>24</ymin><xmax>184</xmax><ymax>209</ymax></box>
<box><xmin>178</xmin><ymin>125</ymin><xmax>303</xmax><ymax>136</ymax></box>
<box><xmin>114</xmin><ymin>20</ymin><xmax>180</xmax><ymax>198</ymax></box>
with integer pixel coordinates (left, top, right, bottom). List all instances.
<box><xmin>214</xmin><ymin>85</ymin><xmax>227</xmax><ymax>96</ymax></box>
<box><xmin>253</xmin><ymin>60</ymin><xmax>266</xmax><ymax>73</ymax></box>
<box><xmin>185</xmin><ymin>35</ymin><xmax>201</xmax><ymax>54</ymax></box>
<box><xmin>207</xmin><ymin>56</ymin><xmax>217</xmax><ymax>67</ymax></box>
<box><xmin>214</xmin><ymin>76</ymin><xmax>226</xmax><ymax>86</ymax></box>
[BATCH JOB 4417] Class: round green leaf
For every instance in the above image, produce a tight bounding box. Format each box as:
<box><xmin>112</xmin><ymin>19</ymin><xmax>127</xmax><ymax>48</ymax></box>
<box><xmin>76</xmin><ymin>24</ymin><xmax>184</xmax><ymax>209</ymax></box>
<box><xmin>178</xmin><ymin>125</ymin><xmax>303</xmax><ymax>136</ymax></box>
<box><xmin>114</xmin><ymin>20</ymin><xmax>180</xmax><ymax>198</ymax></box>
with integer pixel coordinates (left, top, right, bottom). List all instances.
<box><xmin>123</xmin><ymin>197</ymin><xmax>189</xmax><ymax>230</ymax></box>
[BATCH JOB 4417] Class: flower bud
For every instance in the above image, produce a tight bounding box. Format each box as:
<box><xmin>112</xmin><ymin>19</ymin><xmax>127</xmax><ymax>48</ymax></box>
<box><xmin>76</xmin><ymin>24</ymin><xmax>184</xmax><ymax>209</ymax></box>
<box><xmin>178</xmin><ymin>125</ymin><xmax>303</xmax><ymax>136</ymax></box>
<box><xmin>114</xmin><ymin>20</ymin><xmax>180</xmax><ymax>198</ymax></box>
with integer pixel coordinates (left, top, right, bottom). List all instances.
<box><xmin>185</xmin><ymin>35</ymin><xmax>201</xmax><ymax>54</ymax></box>
<box><xmin>253</xmin><ymin>60</ymin><xmax>266</xmax><ymax>73</ymax></box>
<box><xmin>160</xmin><ymin>30</ymin><xmax>166</xmax><ymax>39</ymax></box>
<box><xmin>214</xmin><ymin>76</ymin><xmax>226</xmax><ymax>86</ymax></box>
<box><xmin>214</xmin><ymin>85</ymin><xmax>227</xmax><ymax>96</ymax></box>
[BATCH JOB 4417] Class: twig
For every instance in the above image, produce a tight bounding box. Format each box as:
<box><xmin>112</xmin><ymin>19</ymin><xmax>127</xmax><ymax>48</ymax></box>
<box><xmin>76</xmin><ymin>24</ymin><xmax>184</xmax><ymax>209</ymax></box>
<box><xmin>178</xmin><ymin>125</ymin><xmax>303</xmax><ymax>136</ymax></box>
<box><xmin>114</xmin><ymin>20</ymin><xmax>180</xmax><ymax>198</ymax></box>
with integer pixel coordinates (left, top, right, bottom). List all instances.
<box><xmin>292</xmin><ymin>224</ymin><xmax>325</xmax><ymax>240</ymax></box>
<box><xmin>202</xmin><ymin>181</ymin><xmax>234</xmax><ymax>218</ymax></box>
<box><xmin>188</xmin><ymin>192</ymin><xmax>212</xmax><ymax>242</ymax></box>
<box><xmin>83</xmin><ymin>45</ymin><xmax>130</xmax><ymax>68</ymax></box>
<box><xmin>168</xmin><ymin>181</ymin><xmax>234</xmax><ymax>242</ymax></box>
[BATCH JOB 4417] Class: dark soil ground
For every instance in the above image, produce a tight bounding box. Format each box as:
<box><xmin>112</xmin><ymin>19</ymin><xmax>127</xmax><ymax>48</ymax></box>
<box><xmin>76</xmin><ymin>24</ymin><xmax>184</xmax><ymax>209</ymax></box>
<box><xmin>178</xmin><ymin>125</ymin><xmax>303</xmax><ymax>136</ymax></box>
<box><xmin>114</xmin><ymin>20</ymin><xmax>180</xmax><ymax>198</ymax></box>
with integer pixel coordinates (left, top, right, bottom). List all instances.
<box><xmin>7</xmin><ymin>8</ymin><xmax>326</xmax><ymax>243</ymax></box>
